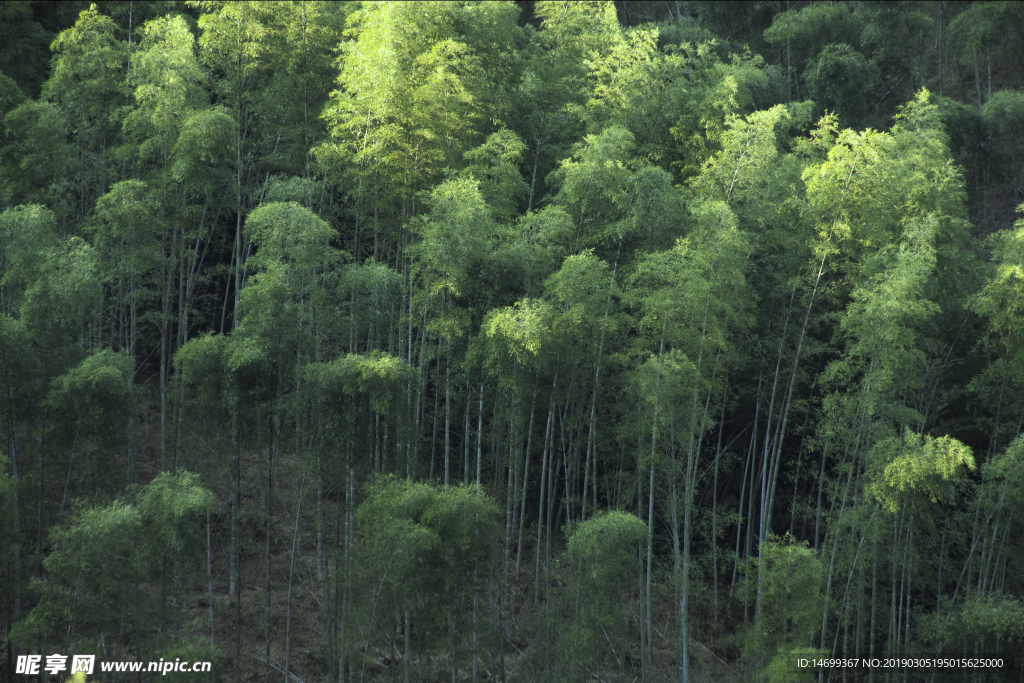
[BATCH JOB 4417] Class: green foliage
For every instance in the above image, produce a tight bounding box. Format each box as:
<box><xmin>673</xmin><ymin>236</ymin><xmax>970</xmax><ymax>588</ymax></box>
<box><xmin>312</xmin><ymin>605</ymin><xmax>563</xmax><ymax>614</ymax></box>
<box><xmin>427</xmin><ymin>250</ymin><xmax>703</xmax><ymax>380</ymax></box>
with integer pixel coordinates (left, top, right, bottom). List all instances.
<box><xmin>967</xmin><ymin>211</ymin><xmax>1024</xmax><ymax>447</ymax></box>
<box><xmin>480</xmin><ymin>297</ymin><xmax>553</xmax><ymax>399</ymax></box>
<box><xmin>348</xmin><ymin>477</ymin><xmax>500</xmax><ymax>669</ymax></box>
<box><xmin>982</xmin><ymin>92</ymin><xmax>1024</xmax><ymax>224</ymax></box>
<box><xmin>257</xmin><ymin>1</ymin><xmax>348</xmax><ymax>176</ymax></box>
<box><xmin>666</xmin><ymin>43</ymin><xmax>771</xmax><ymax>180</ymax></box>
<box><xmin>318</xmin><ymin>0</ymin><xmax>505</xmax><ymax>242</ymax></box>
<box><xmin>945</xmin><ymin>3</ymin><xmax>1019</xmax><ymax>66</ymax></box>
<box><xmin>867</xmin><ymin>431</ymin><xmax>975</xmax><ymax>512</ymax></box>
<box><xmin>11</xmin><ymin>500</ymin><xmax>144</xmax><ymax>649</ymax></box>
<box><xmin>122</xmin><ymin>14</ymin><xmax>206</xmax><ymax>170</ymax></box>
<box><xmin>0</xmin><ymin>2</ymin><xmax>50</xmax><ymax>97</ymax></box>
<box><xmin>810</xmin><ymin>93</ymin><xmax>971</xmax><ymax>457</ymax></box>
<box><xmin>745</xmin><ymin>534</ymin><xmax>823</xmax><ymax>663</ymax></box>
<box><xmin>545</xmin><ymin>249</ymin><xmax>616</xmax><ymax>345</ymax></box>
<box><xmin>550</xmin><ymin>125</ymin><xmax>685</xmax><ymax>255</ymax></box>
<box><xmin>235</xmin><ymin>201</ymin><xmax>346</xmax><ymax>391</ymax></box>
<box><xmin>804</xmin><ymin>44</ymin><xmax>881</xmax><ymax>128</ymax></box>
<box><xmin>557</xmin><ymin>510</ymin><xmax>646</xmax><ymax>679</ymax></box>
<box><xmin>9</xmin><ymin>472</ymin><xmax>212</xmax><ymax>654</ymax></box>
<box><xmin>225</xmin><ymin>329</ymin><xmax>272</xmax><ymax>398</ymax></box>
<box><xmin>632</xmin><ymin>198</ymin><xmax>752</xmax><ymax>356</ymax></box>
<box><xmin>0</xmin><ymin>102</ymin><xmax>70</xmax><ymax>210</ymax></box>
<box><xmin>550</xmin><ymin>125</ymin><xmax>636</xmax><ymax>240</ymax></box>
<box><xmin>763</xmin><ymin>646</ymin><xmax>823</xmax><ymax>683</ymax></box>
<box><xmin>92</xmin><ymin>180</ymin><xmax>161</xmax><ymax>297</ymax></box>
<box><xmin>510</xmin><ymin>0</ymin><xmax>618</xmax><ymax>206</ymax></box>
<box><xmin>304</xmin><ymin>354</ymin><xmax>360</xmax><ymax>404</ymax></box>
<box><xmin>927</xmin><ymin>592</ymin><xmax>1024</xmax><ymax>649</ymax></box>
<box><xmin>462</xmin><ymin>128</ymin><xmax>528</xmax><ymax>220</ymax></box>
<box><xmin>340</xmin><ymin>261</ymin><xmax>404</xmax><ymax>347</ymax></box>
<box><xmin>508</xmin><ymin>205</ymin><xmax>574</xmax><ymax>292</ymax></box>
<box><xmin>483</xmin><ymin>298</ymin><xmax>553</xmax><ymax>367</ymax></box>
<box><xmin>977</xmin><ymin>437</ymin><xmax>1024</xmax><ymax>567</ymax></box>
<box><xmin>414</xmin><ymin>176</ymin><xmax>497</xmax><ymax>300</ymax></box>
<box><xmin>44</xmin><ymin>5</ymin><xmax>125</xmax><ymax>125</ymax></box>
<box><xmin>175</xmin><ymin>332</ymin><xmax>231</xmax><ymax>415</ymax></box>
<box><xmin>632</xmin><ymin>348</ymin><xmax>701</xmax><ymax>438</ymax></box>
<box><xmin>264</xmin><ymin>174</ymin><xmax>322</xmax><ymax>211</ymax></box>
<box><xmin>585</xmin><ymin>25</ymin><xmax>689</xmax><ymax>163</ymax></box>
<box><xmin>169</xmin><ymin>106</ymin><xmax>236</xmax><ymax>199</ymax></box>
<box><xmin>42</xmin><ymin>4</ymin><xmax>127</xmax><ymax>222</ymax></box>
<box><xmin>0</xmin><ymin>314</ymin><xmax>35</xmax><ymax>423</ymax></box>
<box><xmin>0</xmin><ymin>70</ymin><xmax>27</xmax><ymax>121</ymax></box>
<box><xmin>194</xmin><ymin>2</ymin><xmax>273</xmax><ymax>110</ymax></box>
<box><xmin>840</xmin><ymin>217</ymin><xmax>939</xmax><ymax>388</ymax></box>
<box><xmin>0</xmin><ymin>203</ymin><xmax>58</xmax><ymax>313</ymax></box>
<box><xmin>692</xmin><ymin>103</ymin><xmax>790</xmax><ymax>210</ymax></box>
<box><xmin>19</xmin><ymin>234</ymin><xmax>100</xmax><ymax>356</ymax></box>
<box><xmin>983</xmin><ymin>437</ymin><xmax>1024</xmax><ymax>509</ymax></box>
<box><xmin>245</xmin><ymin>200</ymin><xmax>338</xmax><ymax>274</ymax></box>
<box><xmin>44</xmin><ymin>350</ymin><xmax>134</xmax><ymax>483</ymax></box>
<box><xmin>763</xmin><ymin>4</ymin><xmax>860</xmax><ymax>64</ymax></box>
<box><xmin>304</xmin><ymin>350</ymin><xmax>417</xmax><ymax>451</ymax></box>
<box><xmin>353</xmin><ymin>351</ymin><xmax>418</xmax><ymax>417</ymax></box>
<box><xmin>138</xmin><ymin>470</ymin><xmax>214</xmax><ymax>569</ymax></box>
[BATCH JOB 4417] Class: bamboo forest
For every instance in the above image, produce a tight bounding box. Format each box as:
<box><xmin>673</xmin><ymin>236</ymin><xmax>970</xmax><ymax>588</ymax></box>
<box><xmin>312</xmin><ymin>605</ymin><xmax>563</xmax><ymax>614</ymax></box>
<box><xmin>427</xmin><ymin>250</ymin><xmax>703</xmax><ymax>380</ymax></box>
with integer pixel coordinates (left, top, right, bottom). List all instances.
<box><xmin>2</xmin><ymin>1</ymin><xmax>1024</xmax><ymax>681</ymax></box>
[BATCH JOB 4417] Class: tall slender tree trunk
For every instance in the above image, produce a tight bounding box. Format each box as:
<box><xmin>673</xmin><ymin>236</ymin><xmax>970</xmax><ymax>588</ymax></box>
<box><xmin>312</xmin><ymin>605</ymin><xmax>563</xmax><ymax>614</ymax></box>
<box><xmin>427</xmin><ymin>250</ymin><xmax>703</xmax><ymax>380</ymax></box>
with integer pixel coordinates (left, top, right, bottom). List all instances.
<box><xmin>477</xmin><ymin>383</ymin><xmax>484</xmax><ymax>487</ymax></box>
<box><xmin>712</xmin><ymin>395</ymin><xmax>726</xmax><ymax>621</ymax></box>
<box><xmin>264</xmin><ymin>398</ymin><xmax>279</xmax><ymax>683</ymax></box>
<box><xmin>233</xmin><ymin>21</ymin><xmax>245</xmax><ymax>331</ymax></box>
<box><xmin>8</xmin><ymin>430</ymin><xmax>21</xmax><ymax>681</ymax></box>
<box><xmin>638</xmin><ymin>470</ymin><xmax>647</xmax><ymax>683</ymax></box>
<box><xmin>535</xmin><ymin>393</ymin><xmax>554</xmax><ymax>604</ymax></box>
<box><xmin>233</xmin><ymin>415</ymin><xmax>242</xmax><ymax>683</ymax></box>
<box><xmin>284</xmin><ymin>476</ymin><xmax>305</xmax><ymax>683</ymax></box>
<box><xmin>646</xmin><ymin>432</ymin><xmax>656</xmax><ymax>683</ymax></box>
<box><xmin>207</xmin><ymin>510</ymin><xmax>215</xmax><ymax>651</ymax></box>
<box><xmin>317</xmin><ymin>449</ymin><xmax>326</xmax><ymax>581</ymax></box>
<box><xmin>160</xmin><ymin>225</ymin><xmax>178</xmax><ymax>472</ymax></box>
<box><xmin>464</xmin><ymin>380</ymin><xmax>472</xmax><ymax>485</ymax></box>
<box><xmin>820</xmin><ymin>466</ymin><xmax>857</xmax><ymax>658</ymax></box>
<box><xmin>758</xmin><ymin>264</ymin><xmax>825</xmax><ymax>623</ymax></box>
<box><xmin>516</xmin><ymin>387</ymin><xmax>538</xmax><ymax>579</ymax></box>
<box><xmin>732</xmin><ymin>426</ymin><xmax>754</xmax><ymax>588</ymax></box>
<box><xmin>444</xmin><ymin>352</ymin><xmax>451</xmax><ymax>487</ymax></box>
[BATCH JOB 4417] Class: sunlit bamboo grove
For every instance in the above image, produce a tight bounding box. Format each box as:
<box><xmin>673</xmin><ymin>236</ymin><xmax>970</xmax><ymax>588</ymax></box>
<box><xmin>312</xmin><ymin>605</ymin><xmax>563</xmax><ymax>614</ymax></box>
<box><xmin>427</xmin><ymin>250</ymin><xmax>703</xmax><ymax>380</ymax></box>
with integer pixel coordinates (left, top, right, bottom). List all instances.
<box><xmin>2</xmin><ymin>1</ymin><xmax>1024</xmax><ymax>682</ymax></box>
